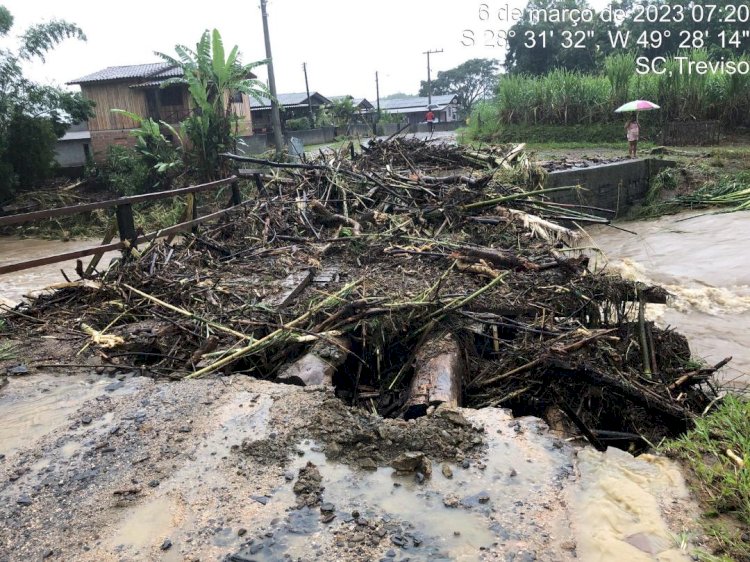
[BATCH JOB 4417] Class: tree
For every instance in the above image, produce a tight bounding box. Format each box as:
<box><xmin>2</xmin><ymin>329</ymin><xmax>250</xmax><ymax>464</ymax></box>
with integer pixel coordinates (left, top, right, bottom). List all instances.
<box><xmin>505</xmin><ymin>0</ymin><xmax>611</xmax><ymax>75</ymax></box>
<box><xmin>0</xmin><ymin>5</ymin><xmax>93</xmax><ymax>197</ymax></box>
<box><xmin>419</xmin><ymin>58</ymin><xmax>500</xmax><ymax>117</ymax></box>
<box><xmin>157</xmin><ymin>29</ymin><xmax>268</xmax><ymax>181</ymax></box>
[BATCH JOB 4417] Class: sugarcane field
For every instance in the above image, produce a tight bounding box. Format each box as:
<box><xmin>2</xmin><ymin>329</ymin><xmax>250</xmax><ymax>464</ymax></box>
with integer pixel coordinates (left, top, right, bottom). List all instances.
<box><xmin>3</xmin><ymin>2</ymin><xmax>750</xmax><ymax>562</ymax></box>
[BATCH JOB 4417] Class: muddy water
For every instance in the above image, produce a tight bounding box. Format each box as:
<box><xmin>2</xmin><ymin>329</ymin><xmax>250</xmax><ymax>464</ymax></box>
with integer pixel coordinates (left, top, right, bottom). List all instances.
<box><xmin>588</xmin><ymin>210</ymin><xmax>750</xmax><ymax>389</ymax></box>
<box><xmin>0</xmin><ymin>374</ymin><xmax>112</xmax><ymax>455</ymax></box>
<box><xmin>0</xmin><ymin>237</ymin><xmax>117</xmax><ymax>305</ymax></box>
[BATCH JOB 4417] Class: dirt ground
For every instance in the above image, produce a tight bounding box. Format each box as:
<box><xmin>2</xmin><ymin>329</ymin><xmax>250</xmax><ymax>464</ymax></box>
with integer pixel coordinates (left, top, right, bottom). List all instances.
<box><xmin>0</xmin><ymin>369</ymin><xmax>706</xmax><ymax>562</ymax></box>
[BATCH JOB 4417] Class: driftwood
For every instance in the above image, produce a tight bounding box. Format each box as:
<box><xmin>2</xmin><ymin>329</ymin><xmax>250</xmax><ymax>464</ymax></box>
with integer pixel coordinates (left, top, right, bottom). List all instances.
<box><xmin>277</xmin><ymin>336</ymin><xmax>351</xmax><ymax>386</ymax></box>
<box><xmin>404</xmin><ymin>333</ymin><xmax>463</xmax><ymax>419</ymax></box>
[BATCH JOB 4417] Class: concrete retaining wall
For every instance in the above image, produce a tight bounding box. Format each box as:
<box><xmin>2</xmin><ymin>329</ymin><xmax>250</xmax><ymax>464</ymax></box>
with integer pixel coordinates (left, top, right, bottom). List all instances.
<box><xmin>545</xmin><ymin>159</ymin><xmax>675</xmax><ymax>218</ymax></box>
<box><xmin>411</xmin><ymin>121</ymin><xmax>463</xmax><ymax>134</ymax></box>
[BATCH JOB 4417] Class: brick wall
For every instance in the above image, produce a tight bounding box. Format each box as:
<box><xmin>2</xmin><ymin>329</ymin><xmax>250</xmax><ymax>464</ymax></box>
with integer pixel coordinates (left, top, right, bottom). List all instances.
<box><xmin>90</xmin><ymin>130</ymin><xmax>137</xmax><ymax>162</ymax></box>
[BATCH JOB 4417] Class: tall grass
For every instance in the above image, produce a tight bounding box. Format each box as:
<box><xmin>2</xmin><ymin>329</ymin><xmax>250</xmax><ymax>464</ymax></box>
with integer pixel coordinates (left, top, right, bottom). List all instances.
<box><xmin>477</xmin><ymin>52</ymin><xmax>750</xmax><ymax>140</ymax></box>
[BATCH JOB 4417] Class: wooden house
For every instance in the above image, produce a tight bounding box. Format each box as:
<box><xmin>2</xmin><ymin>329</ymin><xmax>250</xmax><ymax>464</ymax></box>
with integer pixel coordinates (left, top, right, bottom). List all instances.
<box><xmin>249</xmin><ymin>92</ymin><xmax>332</xmax><ymax>133</ymax></box>
<box><xmin>68</xmin><ymin>63</ymin><xmax>254</xmax><ymax>160</ymax></box>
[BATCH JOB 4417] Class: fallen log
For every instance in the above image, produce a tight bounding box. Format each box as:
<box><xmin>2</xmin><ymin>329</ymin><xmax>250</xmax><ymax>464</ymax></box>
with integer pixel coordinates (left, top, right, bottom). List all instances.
<box><xmin>404</xmin><ymin>333</ymin><xmax>463</xmax><ymax>419</ymax></box>
<box><xmin>277</xmin><ymin>336</ymin><xmax>350</xmax><ymax>386</ymax></box>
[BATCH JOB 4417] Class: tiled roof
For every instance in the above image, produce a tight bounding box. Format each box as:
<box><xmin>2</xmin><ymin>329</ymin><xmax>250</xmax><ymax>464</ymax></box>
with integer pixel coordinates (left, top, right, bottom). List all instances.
<box><xmin>249</xmin><ymin>92</ymin><xmax>332</xmax><ymax>109</ymax></box>
<box><xmin>68</xmin><ymin>63</ymin><xmax>182</xmax><ymax>85</ymax></box>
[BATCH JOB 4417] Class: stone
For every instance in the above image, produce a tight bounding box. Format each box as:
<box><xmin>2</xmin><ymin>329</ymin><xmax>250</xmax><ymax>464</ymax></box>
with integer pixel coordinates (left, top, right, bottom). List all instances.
<box><xmin>148</xmin><ymin>479</ymin><xmax>160</xmax><ymax>488</ymax></box>
<box><xmin>81</xmin><ymin>416</ymin><xmax>92</xmax><ymax>425</ymax></box>
<box><xmin>359</xmin><ymin>457</ymin><xmax>377</xmax><ymax>471</ymax></box>
<box><xmin>441</xmin><ymin>463</ymin><xmax>453</xmax><ymax>479</ymax></box>
<box><xmin>9</xmin><ymin>364</ymin><xmax>29</xmax><ymax>375</ymax></box>
<box><xmin>320</xmin><ymin>502</ymin><xmax>335</xmax><ymax>513</ymax></box>
<box><xmin>478</xmin><ymin>493</ymin><xmax>490</xmax><ymax>504</ymax></box>
<box><xmin>443</xmin><ymin>494</ymin><xmax>459</xmax><ymax>508</ymax></box>
<box><xmin>415</xmin><ymin>472</ymin><xmax>425</xmax><ymax>484</ymax></box>
<box><xmin>251</xmin><ymin>495</ymin><xmax>269</xmax><ymax>505</ymax></box>
<box><xmin>436</xmin><ymin>407</ymin><xmax>471</xmax><ymax>427</ymax></box>
<box><xmin>17</xmin><ymin>494</ymin><xmax>32</xmax><ymax>506</ymax></box>
<box><xmin>160</xmin><ymin>539</ymin><xmax>172</xmax><ymax>551</ymax></box>
<box><xmin>391</xmin><ymin>452</ymin><xmax>424</xmax><ymax>472</ymax></box>
<box><xmin>104</xmin><ymin>381</ymin><xmax>124</xmax><ymax>392</ymax></box>
<box><xmin>237</xmin><ymin>528</ymin><xmax>247</xmax><ymax>537</ymax></box>
<box><xmin>321</xmin><ymin>513</ymin><xmax>336</xmax><ymax>524</ymax></box>
<box><xmin>391</xmin><ymin>536</ymin><xmax>406</xmax><ymax>547</ymax></box>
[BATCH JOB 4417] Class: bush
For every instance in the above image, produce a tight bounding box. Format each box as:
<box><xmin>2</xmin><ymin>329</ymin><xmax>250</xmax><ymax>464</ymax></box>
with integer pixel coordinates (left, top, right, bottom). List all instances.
<box><xmin>0</xmin><ymin>113</ymin><xmax>58</xmax><ymax>197</ymax></box>
<box><xmin>100</xmin><ymin>145</ymin><xmax>150</xmax><ymax>196</ymax></box>
<box><xmin>285</xmin><ymin>117</ymin><xmax>312</xmax><ymax>131</ymax></box>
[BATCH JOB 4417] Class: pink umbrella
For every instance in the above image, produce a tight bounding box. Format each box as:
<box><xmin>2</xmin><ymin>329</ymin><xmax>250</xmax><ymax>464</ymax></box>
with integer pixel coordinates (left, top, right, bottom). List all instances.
<box><xmin>614</xmin><ymin>100</ymin><xmax>660</xmax><ymax>113</ymax></box>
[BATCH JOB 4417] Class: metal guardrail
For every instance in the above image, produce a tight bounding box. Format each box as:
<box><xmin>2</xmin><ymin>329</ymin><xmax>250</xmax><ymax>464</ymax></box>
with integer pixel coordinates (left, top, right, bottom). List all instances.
<box><xmin>0</xmin><ymin>176</ymin><xmax>243</xmax><ymax>276</ymax></box>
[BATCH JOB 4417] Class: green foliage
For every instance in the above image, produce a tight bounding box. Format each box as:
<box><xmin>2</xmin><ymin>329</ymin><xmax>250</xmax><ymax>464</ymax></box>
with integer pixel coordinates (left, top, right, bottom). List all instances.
<box><xmin>645</xmin><ymin>168</ymin><xmax>678</xmax><ymax>205</ymax></box>
<box><xmin>100</xmin><ymin>146</ymin><xmax>150</xmax><ymax>196</ymax></box>
<box><xmin>329</xmin><ymin>97</ymin><xmax>357</xmax><ymax>126</ymax></box>
<box><xmin>157</xmin><ymin>29</ymin><xmax>268</xmax><ymax>182</ymax></box>
<box><xmin>662</xmin><ymin>396</ymin><xmax>750</xmax><ymax>561</ymax></box>
<box><xmin>111</xmin><ymin>110</ymin><xmax>182</xmax><ymax>186</ymax></box>
<box><xmin>418</xmin><ymin>58</ymin><xmax>500</xmax><ymax>117</ymax></box>
<box><xmin>286</xmin><ymin>116</ymin><xmax>312</xmax><ymax>131</ymax></box>
<box><xmin>0</xmin><ymin>5</ymin><xmax>92</xmax><ymax>198</ymax></box>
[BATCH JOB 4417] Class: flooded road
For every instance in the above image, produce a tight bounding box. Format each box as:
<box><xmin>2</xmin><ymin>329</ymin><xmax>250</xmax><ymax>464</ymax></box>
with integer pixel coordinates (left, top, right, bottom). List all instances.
<box><xmin>588</xmin><ymin>210</ymin><xmax>750</xmax><ymax>389</ymax></box>
<box><xmin>0</xmin><ymin>237</ymin><xmax>117</xmax><ymax>306</ymax></box>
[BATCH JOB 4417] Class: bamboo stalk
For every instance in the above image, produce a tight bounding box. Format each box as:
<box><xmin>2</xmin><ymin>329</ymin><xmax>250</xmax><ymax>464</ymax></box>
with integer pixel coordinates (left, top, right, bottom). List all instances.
<box><xmin>123</xmin><ymin>284</ymin><xmax>251</xmax><ymax>341</ymax></box>
<box><xmin>186</xmin><ymin>279</ymin><xmax>361</xmax><ymax>379</ymax></box>
<box><xmin>460</xmin><ymin>185</ymin><xmax>582</xmax><ymax>211</ymax></box>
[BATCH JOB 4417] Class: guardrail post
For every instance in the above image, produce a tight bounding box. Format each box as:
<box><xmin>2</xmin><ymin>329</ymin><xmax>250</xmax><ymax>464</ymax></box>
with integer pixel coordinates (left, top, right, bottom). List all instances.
<box><xmin>230</xmin><ymin>179</ymin><xmax>241</xmax><ymax>207</ymax></box>
<box><xmin>116</xmin><ymin>204</ymin><xmax>137</xmax><ymax>246</ymax></box>
<box><xmin>192</xmin><ymin>193</ymin><xmax>199</xmax><ymax>234</ymax></box>
<box><xmin>253</xmin><ymin>173</ymin><xmax>266</xmax><ymax>197</ymax></box>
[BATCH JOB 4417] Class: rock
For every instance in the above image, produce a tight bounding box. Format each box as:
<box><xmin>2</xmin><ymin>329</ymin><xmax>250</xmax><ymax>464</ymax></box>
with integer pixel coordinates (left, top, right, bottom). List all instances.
<box><xmin>443</xmin><ymin>494</ymin><xmax>460</xmax><ymax>508</ymax></box>
<box><xmin>237</xmin><ymin>528</ymin><xmax>247</xmax><ymax>537</ymax></box>
<box><xmin>359</xmin><ymin>457</ymin><xmax>377</xmax><ymax>471</ymax></box>
<box><xmin>148</xmin><ymin>479</ymin><xmax>160</xmax><ymax>488</ymax></box>
<box><xmin>104</xmin><ymin>381</ymin><xmax>124</xmax><ymax>392</ymax></box>
<box><xmin>160</xmin><ymin>539</ymin><xmax>172</xmax><ymax>551</ymax></box>
<box><xmin>251</xmin><ymin>495</ymin><xmax>269</xmax><ymax>505</ymax></box>
<box><xmin>8</xmin><ymin>364</ymin><xmax>29</xmax><ymax>376</ymax></box>
<box><xmin>81</xmin><ymin>416</ymin><xmax>92</xmax><ymax>425</ymax></box>
<box><xmin>391</xmin><ymin>452</ymin><xmax>424</xmax><ymax>472</ymax></box>
<box><xmin>17</xmin><ymin>494</ymin><xmax>32</xmax><ymax>506</ymax></box>
<box><xmin>320</xmin><ymin>502</ymin><xmax>335</xmax><ymax>513</ymax></box>
<box><xmin>284</xmin><ymin>471</ymin><xmax>295</xmax><ymax>481</ymax></box>
<box><xmin>441</xmin><ymin>464</ymin><xmax>453</xmax><ymax>479</ymax></box>
<box><xmin>385</xmin><ymin>549</ymin><xmax>397</xmax><ymax>558</ymax></box>
<box><xmin>462</xmin><ymin>459</ymin><xmax>470</xmax><ymax>469</ymax></box>
<box><xmin>509</xmin><ymin>468</ymin><xmax>518</xmax><ymax>477</ymax></box>
<box><xmin>178</xmin><ymin>425</ymin><xmax>192</xmax><ymax>433</ymax></box>
<box><xmin>391</xmin><ymin>536</ymin><xmax>406</xmax><ymax>547</ymax></box>
<box><xmin>478</xmin><ymin>493</ymin><xmax>490</xmax><ymax>504</ymax></box>
<box><xmin>351</xmin><ymin>510</ymin><xmax>360</xmax><ymax>519</ymax></box>
<box><xmin>415</xmin><ymin>472</ymin><xmax>425</xmax><ymax>484</ymax></box>
<box><xmin>435</xmin><ymin>406</ymin><xmax>471</xmax><ymax>427</ymax></box>
<box><xmin>321</xmin><ymin>513</ymin><xmax>336</xmax><ymax>524</ymax></box>
<box><xmin>420</xmin><ymin>457</ymin><xmax>433</xmax><ymax>478</ymax></box>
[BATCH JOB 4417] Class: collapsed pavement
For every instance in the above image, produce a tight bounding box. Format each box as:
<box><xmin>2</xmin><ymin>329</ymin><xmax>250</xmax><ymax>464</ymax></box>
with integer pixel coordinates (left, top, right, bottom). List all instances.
<box><xmin>0</xmin><ymin>138</ymin><xmax>726</xmax><ymax>559</ymax></box>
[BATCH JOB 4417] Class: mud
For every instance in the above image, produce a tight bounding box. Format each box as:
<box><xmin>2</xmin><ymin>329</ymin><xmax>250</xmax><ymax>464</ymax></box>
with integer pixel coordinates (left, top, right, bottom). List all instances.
<box><xmin>0</xmin><ymin>372</ymin><xmax>706</xmax><ymax>561</ymax></box>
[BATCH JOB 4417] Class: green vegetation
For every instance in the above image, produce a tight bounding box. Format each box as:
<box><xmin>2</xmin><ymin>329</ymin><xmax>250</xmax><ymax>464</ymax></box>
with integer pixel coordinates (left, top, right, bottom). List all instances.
<box><xmin>0</xmin><ymin>341</ymin><xmax>16</xmax><ymax>360</ymax></box>
<box><xmin>0</xmin><ymin>5</ymin><xmax>93</xmax><ymax>199</ymax></box>
<box><xmin>418</xmin><ymin>58</ymin><xmax>500</xmax><ymax>118</ymax></box>
<box><xmin>662</xmin><ymin>396</ymin><xmax>750</xmax><ymax>561</ymax></box>
<box><xmin>156</xmin><ymin>29</ymin><xmax>268</xmax><ymax>182</ymax></box>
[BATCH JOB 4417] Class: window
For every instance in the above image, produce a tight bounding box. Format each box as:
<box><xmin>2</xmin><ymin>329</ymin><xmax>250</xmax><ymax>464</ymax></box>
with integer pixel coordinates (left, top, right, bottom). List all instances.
<box><xmin>159</xmin><ymin>86</ymin><xmax>183</xmax><ymax>107</ymax></box>
<box><xmin>229</xmin><ymin>90</ymin><xmax>243</xmax><ymax>104</ymax></box>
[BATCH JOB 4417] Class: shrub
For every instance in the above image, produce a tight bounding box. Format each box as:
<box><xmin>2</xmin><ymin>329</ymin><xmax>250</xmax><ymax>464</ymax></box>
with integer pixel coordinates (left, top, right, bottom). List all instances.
<box><xmin>100</xmin><ymin>145</ymin><xmax>150</xmax><ymax>196</ymax></box>
<box><xmin>286</xmin><ymin>117</ymin><xmax>312</xmax><ymax>131</ymax></box>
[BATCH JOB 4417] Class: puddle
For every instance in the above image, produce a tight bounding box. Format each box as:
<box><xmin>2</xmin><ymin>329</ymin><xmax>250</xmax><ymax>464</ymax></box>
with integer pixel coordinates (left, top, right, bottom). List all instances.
<box><xmin>244</xmin><ymin>408</ymin><xmax>572</xmax><ymax>561</ymax></box>
<box><xmin>0</xmin><ymin>375</ymin><xmax>111</xmax><ymax>455</ymax></box>
<box><xmin>110</xmin><ymin>495</ymin><xmax>181</xmax><ymax>560</ymax></box>
<box><xmin>572</xmin><ymin>447</ymin><xmax>692</xmax><ymax>562</ymax></box>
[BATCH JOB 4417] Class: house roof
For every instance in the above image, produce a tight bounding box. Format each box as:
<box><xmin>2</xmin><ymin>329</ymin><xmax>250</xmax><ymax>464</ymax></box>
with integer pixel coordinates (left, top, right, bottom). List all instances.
<box><xmin>378</xmin><ymin>94</ymin><xmax>458</xmax><ymax>112</ymax></box>
<box><xmin>68</xmin><ymin>63</ymin><xmax>182</xmax><ymax>85</ymax></box>
<box><xmin>330</xmin><ymin>96</ymin><xmax>375</xmax><ymax>111</ymax></box>
<box><xmin>249</xmin><ymin>92</ymin><xmax>332</xmax><ymax>109</ymax></box>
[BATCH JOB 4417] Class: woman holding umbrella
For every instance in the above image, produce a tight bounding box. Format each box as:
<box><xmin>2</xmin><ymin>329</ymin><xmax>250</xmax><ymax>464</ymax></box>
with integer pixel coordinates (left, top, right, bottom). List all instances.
<box><xmin>614</xmin><ymin>100</ymin><xmax>660</xmax><ymax>159</ymax></box>
<box><xmin>625</xmin><ymin>114</ymin><xmax>640</xmax><ymax>158</ymax></box>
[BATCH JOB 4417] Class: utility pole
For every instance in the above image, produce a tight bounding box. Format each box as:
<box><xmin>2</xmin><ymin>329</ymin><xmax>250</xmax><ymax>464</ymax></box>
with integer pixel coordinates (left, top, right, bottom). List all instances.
<box><xmin>375</xmin><ymin>71</ymin><xmax>381</xmax><ymax>114</ymax></box>
<box><xmin>423</xmin><ymin>49</ymin><xmax>443</xmax><ymax>108</ymax></box>
<box><xmin>303</xmin><ymin>62</ymin><xmax>314</xmax><ymax>127</ymax></box>
<box><xmin>260</xmin><ymin>0</ymin><xmax>283</xmax><ymax>156</ymax></box>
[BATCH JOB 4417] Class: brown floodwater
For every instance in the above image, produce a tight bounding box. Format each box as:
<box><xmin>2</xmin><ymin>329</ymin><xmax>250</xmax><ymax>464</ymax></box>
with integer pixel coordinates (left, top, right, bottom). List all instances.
<box><xmin>588</xmin><ymin>210</ymin><xmax>750</xmax><ymax>389</ymax></box>
<box><xmin>0</xmin><ymin>237</ymin><xmax>118</xmax><ymax>306</ymax></box>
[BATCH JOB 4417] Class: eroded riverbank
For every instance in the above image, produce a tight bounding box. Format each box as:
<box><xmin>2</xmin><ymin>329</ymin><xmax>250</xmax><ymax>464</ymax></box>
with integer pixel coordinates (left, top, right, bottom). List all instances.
<box><xmin>588</xmin><ymin>210</ymin><xmax>750</xmax><ymax>390</ymax></box>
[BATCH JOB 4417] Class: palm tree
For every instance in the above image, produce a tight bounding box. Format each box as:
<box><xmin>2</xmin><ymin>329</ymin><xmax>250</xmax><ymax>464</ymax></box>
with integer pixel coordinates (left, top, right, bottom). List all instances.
<box><xmin>157</xmin><ymin>29</ymin><xmax>268</xmax><ymax>181</ymax></box>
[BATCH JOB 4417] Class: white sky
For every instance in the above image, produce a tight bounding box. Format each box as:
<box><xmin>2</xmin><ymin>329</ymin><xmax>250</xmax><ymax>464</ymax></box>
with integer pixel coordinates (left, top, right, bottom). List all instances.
<box><xmin>4</xmin><ymin>0</ymin><xmax>610</xmax><ymax>99</ymax></box>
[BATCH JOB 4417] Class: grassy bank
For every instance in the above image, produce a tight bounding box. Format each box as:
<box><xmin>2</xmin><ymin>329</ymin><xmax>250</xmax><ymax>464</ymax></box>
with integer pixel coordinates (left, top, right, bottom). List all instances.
<box><xmin>662</xmin><ymin>396</ymin><xmax>750</xmax><ymax>561</ymax></box>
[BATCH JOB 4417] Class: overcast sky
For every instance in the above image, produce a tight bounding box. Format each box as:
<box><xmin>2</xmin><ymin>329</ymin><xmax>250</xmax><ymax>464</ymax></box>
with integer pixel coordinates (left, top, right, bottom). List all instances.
<box><xmin>0</xmin><ymin>0</ymin><xmax>616</xmax><ymax>100</ymax></box>
<box><xmin>5</xmin><ymin>0</ymin><xmax>609</xmax><ymax>100</ymax></box>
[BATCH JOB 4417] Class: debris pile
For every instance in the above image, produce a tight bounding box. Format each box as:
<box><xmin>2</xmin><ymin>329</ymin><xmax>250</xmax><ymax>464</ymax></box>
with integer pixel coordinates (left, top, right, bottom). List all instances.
<box><xmin>1</xmin><ymin>138</ymin><xmax>727</xmax><ymax>448</ymax></box>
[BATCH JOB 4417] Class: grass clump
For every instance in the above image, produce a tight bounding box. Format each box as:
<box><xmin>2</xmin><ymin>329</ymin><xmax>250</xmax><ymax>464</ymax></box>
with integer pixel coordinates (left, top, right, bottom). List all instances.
<box><xmin>662</xmin><ymin>396</ymin><xmax>750</xmax><ymax>561</ymax></box>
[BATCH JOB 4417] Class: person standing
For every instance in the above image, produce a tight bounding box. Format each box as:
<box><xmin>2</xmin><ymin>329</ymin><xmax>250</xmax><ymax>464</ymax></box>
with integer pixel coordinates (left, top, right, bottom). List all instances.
<box><xmin>625</xmin><ymin>114</ymin><xmax>640</xmax><ymax>158</ymax></box>
<box><xmin>425</xmin><ymin>109</ymin><xmax>435</xmax><ymax>134</ymax></box>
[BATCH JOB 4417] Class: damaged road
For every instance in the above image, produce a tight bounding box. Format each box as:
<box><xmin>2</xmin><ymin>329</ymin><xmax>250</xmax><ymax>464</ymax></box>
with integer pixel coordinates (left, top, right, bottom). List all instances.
<box><xmin>0</xmin><ymin>374</ymin><xmax>702</xmax><ymax>561</ymax></box>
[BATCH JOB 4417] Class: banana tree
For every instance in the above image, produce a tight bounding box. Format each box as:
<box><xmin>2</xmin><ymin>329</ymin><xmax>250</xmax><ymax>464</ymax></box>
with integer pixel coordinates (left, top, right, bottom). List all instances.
<box><xmin>157</xmin><ymin>29</ymin><xmax>268</xmax><ymax>181</ymax></box>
